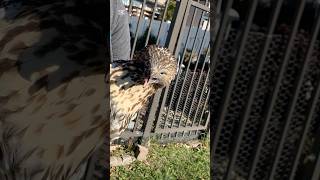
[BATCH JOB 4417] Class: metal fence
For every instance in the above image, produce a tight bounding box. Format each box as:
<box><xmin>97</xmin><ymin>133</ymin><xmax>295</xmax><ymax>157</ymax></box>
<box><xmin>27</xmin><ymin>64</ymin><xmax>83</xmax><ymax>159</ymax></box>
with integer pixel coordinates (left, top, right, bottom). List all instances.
<box><xmin>211</xmin><ymin>0</ymin><xmax>320</xmax><ymax>180</ymax></box>
<box><xmin>85</xmin><ymin>1</ymin><xmax>211</xmax><ymax>179</ymax></box>
<box><xmin>116</xmin><ymin>0</ymin><xmax>211</xmax><ymax>144</ymax></box>
<box><xmin>88</xmin><ymin>0</ymin><xmax>320</xmax><ymax>179</ymax></box>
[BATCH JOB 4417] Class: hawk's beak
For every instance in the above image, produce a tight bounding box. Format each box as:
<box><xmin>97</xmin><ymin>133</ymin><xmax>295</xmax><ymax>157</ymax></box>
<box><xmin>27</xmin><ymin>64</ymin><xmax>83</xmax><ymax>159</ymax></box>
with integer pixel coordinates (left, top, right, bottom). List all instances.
<box><xmin>149</xmin><ymin>77</ymin><xmax>160</xmax><ymax>84</ymax></box>
<box><xmin>144</xmin><ymin>76</ymin><xmax>162</xmax><ymax>87</ymax></box>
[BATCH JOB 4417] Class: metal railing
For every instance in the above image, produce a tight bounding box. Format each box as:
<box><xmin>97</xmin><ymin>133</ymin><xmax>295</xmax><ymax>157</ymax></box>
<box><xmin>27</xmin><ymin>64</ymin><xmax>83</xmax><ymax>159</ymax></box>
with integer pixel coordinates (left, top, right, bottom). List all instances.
<box><xmin>86</xmin><ymin>1</ymin><xmax>211</xmax><ymax>178</ymax></box>
<box><xmin>118</xmin><ymin>0</ymin><xmax>211</xmax><ymax>144</ymax></box>
<box><xmin>211</xmin><ymin>0</ymin><xmax>320</xmax><ymax>179</ymax></box>
<box><xmin>90</xmin><ymin>0</ymin><xmax>320</xmax><ymax>179</ymax></box>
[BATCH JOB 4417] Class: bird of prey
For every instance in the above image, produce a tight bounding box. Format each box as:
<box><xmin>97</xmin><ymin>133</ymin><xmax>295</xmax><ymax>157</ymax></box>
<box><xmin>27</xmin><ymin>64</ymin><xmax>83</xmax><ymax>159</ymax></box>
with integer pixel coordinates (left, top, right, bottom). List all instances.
<box><xmin>0</xmin><ymin>1</ymin><xmax>177</xmax><ymax>179</ymax></box>
<box><xmin>110</xmin><ymin>45</ymin><xmax>177</xmax><ymax>142</ymax></box>
<box><xmin>0</xmin><ymin>0</ymin><xmax>108</xmax><ymax>179</ymax></box>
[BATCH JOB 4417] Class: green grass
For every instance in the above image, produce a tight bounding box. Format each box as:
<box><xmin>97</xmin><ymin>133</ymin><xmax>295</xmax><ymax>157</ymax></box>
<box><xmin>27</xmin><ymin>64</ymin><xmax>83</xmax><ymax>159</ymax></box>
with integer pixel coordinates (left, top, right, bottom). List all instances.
<box><xmin>110</xmin><ymin>139</ymin><xmax>210</xmax><ymax>180</ymax></box>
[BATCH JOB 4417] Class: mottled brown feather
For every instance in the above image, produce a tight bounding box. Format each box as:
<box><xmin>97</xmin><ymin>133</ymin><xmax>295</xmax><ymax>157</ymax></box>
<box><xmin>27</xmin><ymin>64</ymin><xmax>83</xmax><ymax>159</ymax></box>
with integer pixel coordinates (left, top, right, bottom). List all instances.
<box><xmin>0</xmin><ymin>1</ymin><xmax>108</xmax><ymax>179</ymax></box>
<box><xmin>110</xmin><ymin>45</ymin><xmax>177</xmax><ymax>141</ymax></box>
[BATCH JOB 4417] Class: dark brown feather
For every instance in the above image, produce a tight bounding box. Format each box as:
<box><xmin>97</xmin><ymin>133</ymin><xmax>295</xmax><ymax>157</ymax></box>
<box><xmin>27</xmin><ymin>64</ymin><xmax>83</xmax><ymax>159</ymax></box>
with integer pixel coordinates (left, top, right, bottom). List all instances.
<box><xmin>0</xmin><ymin>1</ymin><xmax>107</xmax><ymax>179</ymax></box>
<box><xmin>110</xmin><ymin>45</ymin><xmax>177</xmax><ymax>141</ymax></box>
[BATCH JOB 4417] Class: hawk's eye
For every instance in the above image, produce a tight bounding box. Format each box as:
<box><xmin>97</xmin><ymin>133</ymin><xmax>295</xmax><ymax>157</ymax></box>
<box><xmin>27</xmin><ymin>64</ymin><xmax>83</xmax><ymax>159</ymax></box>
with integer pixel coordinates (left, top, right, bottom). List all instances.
<box><xmin>160</xmin><ymin>71</ymin><xmax>167</xmax><ymax>75</ymax></box>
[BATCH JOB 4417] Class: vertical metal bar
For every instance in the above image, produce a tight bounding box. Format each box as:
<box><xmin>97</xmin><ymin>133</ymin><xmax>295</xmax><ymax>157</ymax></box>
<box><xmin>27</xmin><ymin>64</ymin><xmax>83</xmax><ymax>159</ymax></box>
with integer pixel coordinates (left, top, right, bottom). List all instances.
<box><xmin>154</xmin><ymin>70</ymin><xmax>181</xmax><ymax>131</ymax></box>
<box><xmin>153</xmin><ymin>0</ymin><xmax>191</xmax><ymax>132</ymax></box>
<box><xmin>220</xmin><ymin>0</ymin><xmax>278</xmax><ymax>178</ymax></box>
<box><xmin>141</xmin><ymin>91</ymin><xmax>161</xmax><ymax>144</ymax></box>
<box><xmin>210</xmin><ymin>0</ymin><xmax>234</xmax><ymax>157</ymax></box>
<box><xmin>187</xmin><ymin>45</ymin><xmax>210</xmax><ymax>126</ymax></box>
<box><xmin>211</xmin><ymin>0</ymin><xmax>221</xmax><ymax>38</ymax></box>
<box><xmin>290</xmin><ymin>80</ymin><xmax>320</xmax><ymax>180</ymax></box>
<box><xmin>155</xmin><ymin>90</ymin><xmax>169</xmax><ymax>138</ymax></box>
<box><xmin>204</xmin><ymin>111</ymin><xmax>210</xmax><ymax>128</ymax></box>
<box><xmin>178</xmin><ymin>0</ymin><xmax>208</xmax><ymax>62</ymax></box>
<box><xmin>172</xmin><ymin>3</ymin><xmax>194</xmax><ymax>58</ymax></box>
<box><xmin>210</xmin><ymin>0</ymin><xmax>233</xmax><ymax>72</ymax></box>
<box><xmin>192</xmin><ymin>69</ymin><xmax>210</xmax><ymax>126</ymax></box>
<box><xmin>240</xmin><ymin>0</ymin><xmax>284</xmax><ymax>179</ymax></box>
<box><xmin>198</xmin><ymin>89</ymin><xmax>210</xmax><ymax>126</ymax></box>
<box><xmin>311</xmin><ymin>148</ymin><xmax>320</xmax><ymax>180</ymax></box>
<box><xmin>213</xmin><ymin>0</ymin><xmax>259</xmax><ymax>171</ymax></box>
<box><xmin>165</xmin><ymin>0</ymin><xmax>190</xmax><ymax>52</ymax></box>
<box><xmin>128</xmin><ymin>0</ymin><xmax>133</xmax><ymax>17</ymax></box>
<box><xmin>162</xmin><ymin>4</ymin><xmax>197</xmax><ymax>128</ymax></box>
<box><xmin>156</xmin><ymin>0</ymin><xmax>170</xmax><ymax>44</ymax></box>
<box><xmin>177</xmin><ymin>14</ymin><xmax>210</xmax><ymax>128</ymax></box>
<box><xmin>154</xmin><ymin>89</ymin><xmax>167</xmax><ymax>130</ymax></box>
<box><xmin>144</xmin><ymin>0</ymin><xmax>158</xmax><ymax>47</ymax></box>
<box><xmin>130</xmin><ymin>0</ymin><xmax>147</xmax><ymax>59</ymax></box>
<box><xmin>287</xmin><ymin>11</ymin><xmax>320</xmax><ymax>180</ymax></box>
<box><xmin>155</xmin><ymin>85</ymin><xmax>170</xmax><ymax>130</ymax></box>
<box><xmin>170</xmin><ymin>8</ymin><xmax>206</xmax><ymax>128</ymax></box>
<box><xmin>177</xmin><ymin>7</ymin><xmax>200</xmax><ymax>65</ymax></box>
<box><xmin>266</xmin><ymin>1</ymin><xmax>306</xmax><ymax>179</ymax></box>
<box><xmin>223</xmin><ymin>3</ymin><xmax>259</xmax><ymax>180</ymax></box>
<box><xmin>173</xmin><ymin>5</ymin><xmax>198</xmax><ymax>66</ymax></box>
<box><xmin>309</xmin><ymin>124</ymin><xmax>320</xmax><ymax>180</ymax></box>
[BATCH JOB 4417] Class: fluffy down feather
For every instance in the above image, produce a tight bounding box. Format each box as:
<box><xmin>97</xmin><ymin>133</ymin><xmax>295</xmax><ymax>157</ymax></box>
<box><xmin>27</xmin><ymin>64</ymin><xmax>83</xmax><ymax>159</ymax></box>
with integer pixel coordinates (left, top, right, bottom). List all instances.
<box><xmin>110</xmin><ymin>45</ymin><xmax>177</xmax><ymax>141</ymax></box>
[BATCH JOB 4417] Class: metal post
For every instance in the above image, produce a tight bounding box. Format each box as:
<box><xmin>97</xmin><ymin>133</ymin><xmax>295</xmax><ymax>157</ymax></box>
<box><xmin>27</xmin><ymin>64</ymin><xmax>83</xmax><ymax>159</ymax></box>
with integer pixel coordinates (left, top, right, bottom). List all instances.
<box><xmin>165</xmin><ymin>0</ymin><xmax>190</xmax><ymax>52</ymax></box>
<box><xmin>141</xmin><ymin>90</ymin><xmax>162</xmax><ymax>144</ymax></box>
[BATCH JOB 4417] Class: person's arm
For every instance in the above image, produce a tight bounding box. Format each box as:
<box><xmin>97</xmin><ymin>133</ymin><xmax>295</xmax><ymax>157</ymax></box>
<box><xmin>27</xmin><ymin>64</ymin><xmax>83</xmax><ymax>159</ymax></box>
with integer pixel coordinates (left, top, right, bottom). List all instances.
<box><xmin>110</xmin><ymin>0</ymin><xmax>131</xmax><ymax>61</ymax></box>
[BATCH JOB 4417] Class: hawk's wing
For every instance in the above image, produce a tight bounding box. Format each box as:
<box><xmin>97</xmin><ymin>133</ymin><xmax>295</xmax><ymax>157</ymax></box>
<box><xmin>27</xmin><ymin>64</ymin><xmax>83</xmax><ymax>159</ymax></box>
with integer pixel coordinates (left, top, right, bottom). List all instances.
<box><xmin>0</xmin><ymin>1</ymin><xmax>108</xmax><ymax>179</ymax></box>
<box><xmin>110</xmin><ymin>60</ymin><xmax>155</xmax><ymax>141</ymax></box>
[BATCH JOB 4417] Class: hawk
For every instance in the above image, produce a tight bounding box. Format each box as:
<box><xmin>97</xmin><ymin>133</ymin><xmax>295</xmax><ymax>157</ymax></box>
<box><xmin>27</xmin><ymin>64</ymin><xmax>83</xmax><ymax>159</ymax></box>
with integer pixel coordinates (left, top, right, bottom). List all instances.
<box><xmin>0</xmin><ymin>0</ymin><xmax>109</xmax><ymax>179</ymax></box>
<box><xmin>110</xmin><ymin>45</ymin><xmax>177</xmax><ymax>142</ymax></box>
<box><xmin>0</xmin><ymin>1</ymin><xmax>176</xmax><ymax>179</ymax></box>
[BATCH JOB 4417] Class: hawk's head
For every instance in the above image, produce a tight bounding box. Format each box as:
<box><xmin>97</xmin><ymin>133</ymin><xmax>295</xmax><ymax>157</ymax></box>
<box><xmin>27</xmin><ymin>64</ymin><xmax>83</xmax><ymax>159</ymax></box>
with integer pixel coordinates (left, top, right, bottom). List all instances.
<box><xmin>134</xmin><ymin>45</ymin><xmax>177</xmax><ymax>89</ymax></box>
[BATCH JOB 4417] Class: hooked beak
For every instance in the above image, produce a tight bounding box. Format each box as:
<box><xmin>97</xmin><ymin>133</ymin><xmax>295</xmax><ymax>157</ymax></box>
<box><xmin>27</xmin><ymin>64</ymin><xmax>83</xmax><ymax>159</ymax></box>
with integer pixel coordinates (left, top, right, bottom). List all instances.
<box><xmin>144</xmin><ymin>76</ymin><xmax>162</xmax><ymax>87</ymax></box>
<box><xmin>149</xmin><ymin>77</ymin><xmax>160</xmax><ymax>84</ymax></box>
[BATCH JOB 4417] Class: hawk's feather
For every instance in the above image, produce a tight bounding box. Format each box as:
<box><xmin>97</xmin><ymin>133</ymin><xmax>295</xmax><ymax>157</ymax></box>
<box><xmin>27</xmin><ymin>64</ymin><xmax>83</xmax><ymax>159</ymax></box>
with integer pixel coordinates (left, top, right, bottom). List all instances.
<box><xmin>0</xmin><ymin>1</ymin><xmax>177</xmax><ymax>179</ymax></box>
<box><xmin>0</xmin><ymin>1</ymin><xmax>107</xmax><ymax>179</ymax></box>
<box><xmin>110</xmin><ymin>45</ymin><xmax>177</xmax><ymax>141</ymax></box>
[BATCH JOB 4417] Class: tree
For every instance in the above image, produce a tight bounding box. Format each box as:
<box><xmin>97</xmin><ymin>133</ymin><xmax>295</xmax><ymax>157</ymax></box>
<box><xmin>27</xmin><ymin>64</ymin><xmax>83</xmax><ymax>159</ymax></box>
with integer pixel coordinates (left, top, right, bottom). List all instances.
<box><xmin>164</xmin><ymin>0</ymin><xmax>176</xmax><ymax>21</ymax></box>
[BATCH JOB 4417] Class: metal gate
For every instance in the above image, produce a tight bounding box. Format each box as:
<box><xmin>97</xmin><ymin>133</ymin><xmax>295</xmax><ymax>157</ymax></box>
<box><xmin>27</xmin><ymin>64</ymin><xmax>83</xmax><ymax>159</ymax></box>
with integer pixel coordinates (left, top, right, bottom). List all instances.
<box><xmin>118</xmin><ymin>0</ymin><xmax>211</xmax><ymax>143</ymax></box>
<box><xmin>89</xmin><ymin>0</ymin><xmax>320</xmax><ymax>179</ymax></box>
<box><xmin>211</xmin><ymin>0</ymin><xmax>320</xmax><ymax>180</ymax></box>
<box><xmin>85</xmin><ymin>1</ymin><xmax>211</xmax><ymax>179</ymax></box>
